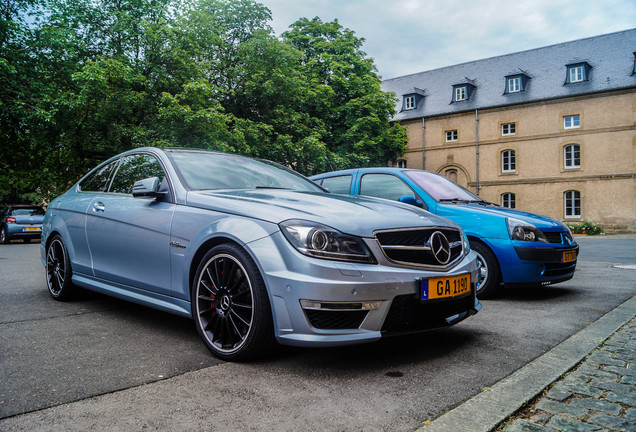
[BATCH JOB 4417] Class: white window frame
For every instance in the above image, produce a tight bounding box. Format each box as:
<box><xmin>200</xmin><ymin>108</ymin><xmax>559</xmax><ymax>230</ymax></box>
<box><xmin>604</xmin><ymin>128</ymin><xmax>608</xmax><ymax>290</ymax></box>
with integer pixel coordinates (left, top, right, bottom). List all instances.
<box><xmin>507</xmin><ymin>77</ymin><xmax>521</xmax><ymax>93</ymax></box>
<box><xmin>501</xmin><ymin>122</ymin><xmax>516</xmax><ymax>136</ymax></box>
<box><xmin>404</xmin><ymin>95</ymin><xmax>415</xmax><ymax>110</ymax></box>
<box><xmin>445</xmin><ymin>130</ymin><xmax>458</xmax><ymax>142</ymax></box>
<box><xmin>564</xmin><ymin>144</ymin><xmax>581</xmax><ymax>169</ymax></box>
<box><xmin>501</xmin><ymin>150</ymin><xmax>516</xmax><ymax>173</ymax></box>
<box><xmin>564</xmin><ymin>114</ymin><xmax>580</xmax><ymax>129</ymax></box>
<box><xmin>454</xmin><ymin>86</ymin><xmax>466</xmax><ymax>101</ymax></box>
<box><xmin>397</xmin><ymin>159</ymin><xmax>407</xmax><ymax>168</ymax></box>
<box><xmin>569</xmin><ymin>65</ymin><xmax>584</xmax><ymax>83</ymax></box>
<box><xmin>564</xmin><ymin>190</ymin><xmax>581</xmax><ymax>218</ymax></box>
<box><xmin>501</xmin><ymin>193</ymin><xmax>516</xmax><ymax>209</ymax></box>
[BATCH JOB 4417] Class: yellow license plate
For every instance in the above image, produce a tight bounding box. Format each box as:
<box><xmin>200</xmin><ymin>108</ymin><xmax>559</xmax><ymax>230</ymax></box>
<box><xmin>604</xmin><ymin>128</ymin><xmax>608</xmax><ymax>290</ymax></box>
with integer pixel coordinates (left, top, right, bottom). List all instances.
<box><xmin>24</xmin><ymin>227</ymin><xmax>41</xmax><ymax>231</ymax></box>
<box><xmin>562</xmin><ymin>250</ymin><xmax>577</xmax><ymax>263</ymax></box>
<box><xmin>422</xmin><ymin>273</ymin><xmax>471</xmax><ymax>300</ymax></box>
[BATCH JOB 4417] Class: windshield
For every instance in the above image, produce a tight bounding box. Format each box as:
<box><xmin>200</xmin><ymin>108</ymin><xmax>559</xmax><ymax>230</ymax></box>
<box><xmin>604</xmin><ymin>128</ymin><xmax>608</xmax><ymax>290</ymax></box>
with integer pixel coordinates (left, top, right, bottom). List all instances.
<box><xmin>168</xmin><ymin>151</ymin><xmax>323</xmax><ymax>193</ymax></box>
<box><xmin>404</xmin><ymin>171</ymin><xmax>480</xmax><ymax>202</ymax></box>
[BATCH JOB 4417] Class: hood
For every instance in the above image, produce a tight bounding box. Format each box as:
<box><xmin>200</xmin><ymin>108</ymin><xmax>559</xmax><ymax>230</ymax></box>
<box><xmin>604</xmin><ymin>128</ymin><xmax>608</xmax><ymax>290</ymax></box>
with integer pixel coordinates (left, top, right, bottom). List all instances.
<box><xmin>438</xmin><ymin>202</ymin><xmax>567</xmax><ymax>231</ymax></box>
<box><xmin>187</xmin><ymin>189</ymin><xmax>458</xmax><ymax>237</ymax></box>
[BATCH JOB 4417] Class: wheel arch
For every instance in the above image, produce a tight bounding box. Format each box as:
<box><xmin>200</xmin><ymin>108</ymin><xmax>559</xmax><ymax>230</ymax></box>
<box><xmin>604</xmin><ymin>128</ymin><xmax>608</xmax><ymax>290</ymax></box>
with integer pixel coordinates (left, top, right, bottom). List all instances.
<box><xmin>467</xmin><ymin>236</ymin><xmax>503</xmax><ymax>281</ymax></box>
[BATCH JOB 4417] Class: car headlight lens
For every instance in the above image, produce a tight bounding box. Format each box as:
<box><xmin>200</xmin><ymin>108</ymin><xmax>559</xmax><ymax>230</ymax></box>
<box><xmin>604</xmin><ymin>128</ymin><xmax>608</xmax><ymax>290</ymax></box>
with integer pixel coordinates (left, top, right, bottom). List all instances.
<box><xmin>506</xmin><ymin>217</ymin><xmax>547</xmax><ymax>242</ymax></box>
<box><xmin>279</xmin><ymin>219</ymin><xmax>377</xmax><ymax>264</ymax></box>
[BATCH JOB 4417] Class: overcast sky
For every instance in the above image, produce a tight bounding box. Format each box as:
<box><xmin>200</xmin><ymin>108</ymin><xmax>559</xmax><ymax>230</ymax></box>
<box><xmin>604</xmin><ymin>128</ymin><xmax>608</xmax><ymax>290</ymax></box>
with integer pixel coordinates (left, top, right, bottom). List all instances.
<box><xmin>258</xmin><ymin>0</ymin><xmax>636</xmax><ymax>80</ymax></box>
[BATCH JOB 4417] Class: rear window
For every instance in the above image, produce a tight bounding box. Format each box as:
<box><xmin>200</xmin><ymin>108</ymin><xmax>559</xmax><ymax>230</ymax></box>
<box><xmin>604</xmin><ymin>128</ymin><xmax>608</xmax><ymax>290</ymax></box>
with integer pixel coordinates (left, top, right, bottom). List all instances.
<box><xmin>11</xmin><ymin>207</ymin><xmax>44</xmax><ymax>216</ymax></box>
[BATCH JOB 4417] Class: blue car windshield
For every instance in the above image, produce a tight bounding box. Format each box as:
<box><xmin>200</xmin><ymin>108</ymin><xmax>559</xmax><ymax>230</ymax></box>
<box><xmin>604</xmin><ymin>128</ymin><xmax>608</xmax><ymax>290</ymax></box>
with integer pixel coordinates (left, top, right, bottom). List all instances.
<box><xmin>168</xmin><ymin>150</ymin><xmax>323</xmax><ymax>192</ymax></box>
<box><xmin>405</xmin><ymin>171</ymin><xmax>481</xmax><ymax>202</ymax></box>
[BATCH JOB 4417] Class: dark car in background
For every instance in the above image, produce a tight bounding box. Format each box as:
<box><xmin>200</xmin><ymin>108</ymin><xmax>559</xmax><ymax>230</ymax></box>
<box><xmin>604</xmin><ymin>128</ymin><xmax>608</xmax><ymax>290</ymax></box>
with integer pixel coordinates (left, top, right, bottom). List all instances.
<box><xmin>0</xmin><ymin>205</ymin><xmax>45</xmax><ymax>244</ymax></box>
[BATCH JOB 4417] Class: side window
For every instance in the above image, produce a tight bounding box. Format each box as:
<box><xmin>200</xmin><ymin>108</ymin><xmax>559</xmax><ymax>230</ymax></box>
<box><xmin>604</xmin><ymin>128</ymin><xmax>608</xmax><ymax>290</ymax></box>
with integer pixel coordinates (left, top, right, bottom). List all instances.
<box><xmin>79</xmin><ymin>160</ymin><xmax>119</xmax><ymax>192</ymax></box>
<box><xmin>360</xmin><ymin>174</ymin><xmax>415</xmax><ymax>201</ymax></box>
<box><xmin>109</xmin><ymin>154</ymin><xmax>166</xmax><ymax>195</ymax></box>
<box><xmin>321</xmin><ymin>175</ymin><xmax>352</xmax><ymax>194</ymax></box>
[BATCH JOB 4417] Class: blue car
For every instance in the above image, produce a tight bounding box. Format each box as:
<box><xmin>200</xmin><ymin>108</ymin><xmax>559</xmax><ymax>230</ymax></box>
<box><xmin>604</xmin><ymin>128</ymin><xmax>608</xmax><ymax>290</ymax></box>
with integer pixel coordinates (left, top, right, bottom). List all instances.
<box><xmin>310</xmin><ymin>168</ymin><xmax>578</xmax><ymax>298</ymax></box>
<box><xmin>42</xmin><ymin>148</ymin><xmax>481</xmax><ymax>360</ymax></box>
<box><xmin>0</xmin><ymin>205</ymin><xmax>45</xmax><ymax>244</ymax></box>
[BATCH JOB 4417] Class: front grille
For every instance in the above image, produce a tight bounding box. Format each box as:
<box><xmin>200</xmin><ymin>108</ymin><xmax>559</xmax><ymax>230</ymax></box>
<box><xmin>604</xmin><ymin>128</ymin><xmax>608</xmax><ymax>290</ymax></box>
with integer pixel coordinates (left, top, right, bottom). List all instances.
<box><xmin>544</xmin><ymin>262</ymin><xmax>577</xmax><ymax>277</ymax></box>
<box><xmin>381</xmin><ymin>293</ymin><xmax>474</xmax><ymax>334</ymax></box>
<box><xmin>375</xmin><ymin>228</ymin><xmax>463</xmax><ymax>267</ymax></box>
<box><xmin>543</xmin><ymin>232</ymin><xmax>563</xmax><ymax>244</ymax></box>
<box><xmin>305</xmin><ymin>310</ymin><xmax>368</xmax><ymax>330</ymax></box>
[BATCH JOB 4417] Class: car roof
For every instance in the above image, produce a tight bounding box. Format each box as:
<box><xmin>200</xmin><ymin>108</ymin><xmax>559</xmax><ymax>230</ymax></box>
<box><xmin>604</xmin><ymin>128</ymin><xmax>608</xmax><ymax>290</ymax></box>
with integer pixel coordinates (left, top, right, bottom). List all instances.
<box><xmin>311</xmin><ymin>167</ymin><xmax>419</xmax><ymax>178</ymax></box>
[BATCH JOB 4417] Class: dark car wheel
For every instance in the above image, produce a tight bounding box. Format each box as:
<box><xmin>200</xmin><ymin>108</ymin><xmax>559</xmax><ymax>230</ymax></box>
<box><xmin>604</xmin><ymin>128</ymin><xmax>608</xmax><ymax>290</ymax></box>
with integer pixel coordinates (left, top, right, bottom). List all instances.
<box><xmin>46</xmin><ymin>235</ymin><xmax>76</xmax><ymax>300</ymax></box>
<box><xmin>470</xmin><ymin>241</ymin><xmax>501</xmax><ymax>299</ymax></box>
<box><xmin>0</xmin><ymin>227</ymin><xmax>8</xmax><ymax>244</ymax></box>
<box><xmin>192</xmin><ymin>244</ymin><xmax>275</xmax><ymax>361</ymax></box>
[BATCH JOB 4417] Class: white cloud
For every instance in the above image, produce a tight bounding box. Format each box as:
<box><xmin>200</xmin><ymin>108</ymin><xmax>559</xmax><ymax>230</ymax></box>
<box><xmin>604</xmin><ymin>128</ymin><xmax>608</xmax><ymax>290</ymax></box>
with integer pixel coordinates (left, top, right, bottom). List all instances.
<box><xmin>258</xmin><ymin>0</ymin><xmax>636</xmax><ymax>79</ymax></box>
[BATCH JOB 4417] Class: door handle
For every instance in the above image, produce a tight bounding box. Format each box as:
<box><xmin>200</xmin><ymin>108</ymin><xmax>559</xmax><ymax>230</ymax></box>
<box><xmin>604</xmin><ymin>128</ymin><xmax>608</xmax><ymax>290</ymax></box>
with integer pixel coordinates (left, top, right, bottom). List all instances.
<box><xmin>93</xmin><ymin>201</ymin><xmax>105</xmax><ymax>212</ymax></box>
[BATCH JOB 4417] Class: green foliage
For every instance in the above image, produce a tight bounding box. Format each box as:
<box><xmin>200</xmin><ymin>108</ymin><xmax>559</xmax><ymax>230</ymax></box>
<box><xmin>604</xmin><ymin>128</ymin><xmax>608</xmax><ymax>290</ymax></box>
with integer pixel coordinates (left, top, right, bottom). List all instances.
<box><xmin>566</xmin><ymin>221</ymin><xmax>604</xmax><ymax>235</ymax></box>
<box><xmin>0</xmin><ymin>0</ymin><xmax>406</xmax><ymax>204</ymax></box>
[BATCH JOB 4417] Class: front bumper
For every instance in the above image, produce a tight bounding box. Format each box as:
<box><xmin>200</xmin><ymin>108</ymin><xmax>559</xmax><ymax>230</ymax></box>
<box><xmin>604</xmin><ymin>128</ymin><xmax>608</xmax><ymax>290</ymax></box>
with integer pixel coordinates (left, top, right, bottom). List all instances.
<box><xmin>488</xmin><ymin>237</ymin><xmax>579</xmax><ymax>287</ymax></box>
<box><xmin>249</xmin><ymin>232</ymin><xmax>481</xmax><ymax>347</ymax></box>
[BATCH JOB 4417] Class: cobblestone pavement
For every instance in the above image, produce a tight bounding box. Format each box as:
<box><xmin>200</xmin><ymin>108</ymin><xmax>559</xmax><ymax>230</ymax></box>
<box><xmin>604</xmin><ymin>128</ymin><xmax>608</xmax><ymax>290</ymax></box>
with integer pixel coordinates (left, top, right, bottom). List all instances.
<box><xmin>500</xmin><ymin>317</ymin><xmax>636</xmax><ymax>432</ymax></box>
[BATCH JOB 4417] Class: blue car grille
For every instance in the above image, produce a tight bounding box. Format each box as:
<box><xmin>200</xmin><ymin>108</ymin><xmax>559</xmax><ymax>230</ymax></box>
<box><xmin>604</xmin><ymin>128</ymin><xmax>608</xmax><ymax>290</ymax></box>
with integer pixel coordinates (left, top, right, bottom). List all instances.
<box><xmin>544</xmin><ymin>262</ymin><xmax>577</xmax><ymax>277</ymax></box>
<box><xmin>374</xmin><ymin>228</ymin><xmax>463</xmax><ymax>267</ymax></box>
<box><xmin>541</xmin><ymin>231</ymin><xmax>574</xmax><ymax>244</ymax></box>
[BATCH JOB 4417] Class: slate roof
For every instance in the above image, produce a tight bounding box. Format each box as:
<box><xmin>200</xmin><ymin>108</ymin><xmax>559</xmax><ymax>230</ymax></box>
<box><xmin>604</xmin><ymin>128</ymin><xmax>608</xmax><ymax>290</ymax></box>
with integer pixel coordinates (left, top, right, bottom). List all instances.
<box><xmin>381</xmin><ymin>29</ymin><xmax>636</xmax><ymax>121</ymax></box>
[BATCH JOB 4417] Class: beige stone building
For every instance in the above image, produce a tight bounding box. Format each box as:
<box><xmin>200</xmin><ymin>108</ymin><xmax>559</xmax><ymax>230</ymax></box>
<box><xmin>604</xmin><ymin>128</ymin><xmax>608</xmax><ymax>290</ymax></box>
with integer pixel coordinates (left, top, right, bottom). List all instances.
<box><xmin>382</xmin><ymin>29</ymin><xmax>636</xmax><ymax>232</ymax></box>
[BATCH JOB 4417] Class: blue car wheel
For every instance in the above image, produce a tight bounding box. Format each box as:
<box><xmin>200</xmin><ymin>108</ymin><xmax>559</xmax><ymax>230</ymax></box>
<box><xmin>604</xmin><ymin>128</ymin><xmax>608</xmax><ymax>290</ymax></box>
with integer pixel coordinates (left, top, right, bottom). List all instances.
<box><xmin>470</xmin><ymin>241</ymin><xmax>501</xmax><ymax>299</ymax></box>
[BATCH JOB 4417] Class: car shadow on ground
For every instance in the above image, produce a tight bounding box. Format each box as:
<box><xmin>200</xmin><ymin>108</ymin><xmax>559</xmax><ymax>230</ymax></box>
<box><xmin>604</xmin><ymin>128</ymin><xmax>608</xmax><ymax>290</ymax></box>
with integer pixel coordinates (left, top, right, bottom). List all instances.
<box><xmin>490</xmin><ymin>285</ymin><xmax>578</xmax><ymax>302</ymax></box>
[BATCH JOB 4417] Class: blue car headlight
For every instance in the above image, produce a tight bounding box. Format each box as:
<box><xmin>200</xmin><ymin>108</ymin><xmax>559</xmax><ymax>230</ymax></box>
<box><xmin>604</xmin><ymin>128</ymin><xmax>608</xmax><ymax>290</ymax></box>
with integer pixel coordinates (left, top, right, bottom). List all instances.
<box><xmin>506</xmin><ymin>217</ymin><xmax>548</xmax><ymax>242</ymax></box>
<box><xmin>279</xmin><ymin>219</ymin><xmax>377</xmax><ymax>264</ymax></box>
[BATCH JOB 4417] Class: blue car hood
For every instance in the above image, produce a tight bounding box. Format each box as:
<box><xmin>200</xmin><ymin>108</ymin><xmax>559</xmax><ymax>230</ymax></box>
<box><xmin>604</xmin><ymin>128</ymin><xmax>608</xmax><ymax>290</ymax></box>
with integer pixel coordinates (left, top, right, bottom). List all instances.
<box><xmin>438</xmin><ymin>202</ymin><xmax>566</xmax><ymax>231</ymax></box>
<box><xmin>187</xmin><ymin>190</ymin><xmax>458</xmax><ymax>237</ymax></box>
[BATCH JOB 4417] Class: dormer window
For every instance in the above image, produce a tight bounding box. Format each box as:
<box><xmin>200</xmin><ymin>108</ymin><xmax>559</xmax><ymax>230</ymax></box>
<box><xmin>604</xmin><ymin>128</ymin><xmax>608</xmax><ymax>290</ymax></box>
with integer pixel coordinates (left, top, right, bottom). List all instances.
<box><xmin>455</xmin><ymin>86</ymin><xmax>466</xmax><ymax>101</ymax></box>
<box><xmin>504</xmin><ymin>73</ymin><xmax>530</xmax><ymax>94</ymax></box>
<box><xmin>565</xmin><ymin>62</ymin><xmax>591</xmax><ymax>84</ymax></box>
<box><xmin>404</xmin><ymin>95</ymin><xmax>415</xmax><ymax>110</ymax></box>
<box><xmin>401</xmin><ymin>89</ymin><xmax>425</xmax><ymax>111</ymax></box>
<box><xmin>452</xmin><ymin>83</ymin><xmax>475</xmax><ymax>103</ymax></box>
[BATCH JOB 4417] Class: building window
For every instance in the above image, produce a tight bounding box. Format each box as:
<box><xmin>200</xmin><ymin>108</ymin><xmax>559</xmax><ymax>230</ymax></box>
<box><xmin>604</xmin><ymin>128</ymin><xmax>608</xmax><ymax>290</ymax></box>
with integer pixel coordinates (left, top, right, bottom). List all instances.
<box><xmin>565</xmin><ymin>62</ymin><xmax>591</xmax><ymax>84</ymax></box>
<box><xmin>507</xmin><ymin>77</ymin><xmax>521</xmax><ymax>93</ymax></box>
<box><xmin>501</xmin><ymin>193</ymin><xmax>516</xmax><ymax>209</ymax></box>
<box><xmin>564</xmin><ymin>114</ymin><xmax>580</xmax><ymax>129</ymax></box>
<box><xmin>455</xmin><ymin>86</ymin><xmax>466</xmax><ymax>101</ymax></box>
<box><xmin>501</xmin><ymin>150</ymin><xmax>516</xmax><ymax>173</ymax></box>
<box><xmin>564</xmin><ymin>190</ymin><xmax>581</xmax><ymax>218</ymax></box>
<box><xmin>397</xmin><ymin>159</ymin><xmax>407</xmax><ymax>168</ymax></box>
<box><xmin>444</xmin><ymin>169</ymin><xmax>458</xmax><ymax>183</ymax></box>
<box><xmin>404</xmin><ymin>95</ymin><xmax>415</xmax><ymax>110</ymax></box>
<box><xmin>445</xmin><ymin>130</ymin><xmax>458</xmax><ymax>142</ymax></box>
<box><xmin>564</xmin><ymin>144</ymin><xmax>581</xmax><ymax>169</ymax></box>
<box><xmin>501</xmin><ymin>122</ymin><xmax>516</xmax><ymax>136</ymax></box>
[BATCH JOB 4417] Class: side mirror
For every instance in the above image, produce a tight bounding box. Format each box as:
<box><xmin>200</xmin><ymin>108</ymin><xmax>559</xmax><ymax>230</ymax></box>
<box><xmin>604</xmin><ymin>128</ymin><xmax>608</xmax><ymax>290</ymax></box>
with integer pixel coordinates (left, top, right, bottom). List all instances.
<box><xmin>132</xmin><ymin>177</ymin><xmax>165</xmax><ymax>199</ymax></box>
<box><xmin>398</xmin><ymin>195</ymin><xmax>424</xmax><ymax>208</ymax></box>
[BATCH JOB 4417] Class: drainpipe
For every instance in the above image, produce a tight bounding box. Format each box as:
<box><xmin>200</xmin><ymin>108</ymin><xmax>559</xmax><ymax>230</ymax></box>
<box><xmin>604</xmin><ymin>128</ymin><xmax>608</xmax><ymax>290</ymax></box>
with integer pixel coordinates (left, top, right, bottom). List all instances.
<box><xmin>475</xmin><ymin>109</ymin><xmax>480</xmax><ymax>196</ymax></box>
<box><xmin>421</xmin><ymin>117</ymin><xmax>426</xmax><ymax>170</ymax></box>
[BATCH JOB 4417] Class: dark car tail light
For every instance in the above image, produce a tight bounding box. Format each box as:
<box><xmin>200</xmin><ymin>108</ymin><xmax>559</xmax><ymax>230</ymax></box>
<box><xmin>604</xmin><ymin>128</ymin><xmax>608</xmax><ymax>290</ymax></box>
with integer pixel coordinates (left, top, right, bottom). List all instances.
<box><xmin>6</xmin><ymin>217</ymin><xmax>16</xmax><ymax>224</ymax></box>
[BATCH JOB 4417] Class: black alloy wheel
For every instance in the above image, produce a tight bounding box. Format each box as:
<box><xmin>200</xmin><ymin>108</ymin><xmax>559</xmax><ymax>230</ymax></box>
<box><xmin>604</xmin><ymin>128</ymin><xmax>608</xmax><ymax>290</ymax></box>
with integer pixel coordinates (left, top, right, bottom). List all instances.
<box><xmin>46</xmin><ymin>235</ymin><xmax>76</xmax><ymax>300</ymax></box>
<box><xmin>193</xmin><ymin>244</ymin><xmax>275</xmax><ymax>361</ymax></box>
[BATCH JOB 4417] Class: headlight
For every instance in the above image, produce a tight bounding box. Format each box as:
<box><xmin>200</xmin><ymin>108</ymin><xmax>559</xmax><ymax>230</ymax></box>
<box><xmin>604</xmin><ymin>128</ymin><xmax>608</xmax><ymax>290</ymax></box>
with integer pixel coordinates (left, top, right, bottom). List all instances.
<box><xmin>506</xmin><ymin>217</ymin><xmax>547</xmax><ymax>242</ymax></box>
<box><xmin>279</xmin><ymin>219</ymin><xmax>376</xmax><ymax>264</ymax></box>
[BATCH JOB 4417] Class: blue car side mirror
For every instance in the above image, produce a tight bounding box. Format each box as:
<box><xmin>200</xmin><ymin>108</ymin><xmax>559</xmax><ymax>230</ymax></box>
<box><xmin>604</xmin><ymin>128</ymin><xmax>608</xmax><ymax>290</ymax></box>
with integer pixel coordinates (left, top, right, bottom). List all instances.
<box><xmin>398</xmin><ymin>195</ymin><xmax>425</xmax><ymax>208</ymax></box>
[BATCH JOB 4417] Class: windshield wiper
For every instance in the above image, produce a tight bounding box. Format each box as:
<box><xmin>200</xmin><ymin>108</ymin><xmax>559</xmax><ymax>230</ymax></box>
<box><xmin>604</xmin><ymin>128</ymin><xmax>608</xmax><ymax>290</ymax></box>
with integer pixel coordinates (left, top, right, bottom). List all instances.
<box><xmin>438</xmin><ymin>198</ymin><xmax>471</xmax><ymax>203</ymax></box>
<box><xmin>255</xmin><ymin>186</ymin><xmax>291</xmax><ymax>190</ymax></box>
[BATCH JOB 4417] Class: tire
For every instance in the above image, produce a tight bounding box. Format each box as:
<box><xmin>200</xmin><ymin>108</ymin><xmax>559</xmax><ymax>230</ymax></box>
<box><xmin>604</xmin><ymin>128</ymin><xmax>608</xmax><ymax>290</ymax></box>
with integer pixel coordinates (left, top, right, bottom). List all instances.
<box><xmin>192</xmin><ymin>243</ymin><xmax>276</xmax><ymax>361</ymax></box>
<box><xmin>0</xmin><ymin>227</ymin><xmax>8</xmax><ymax>244</ymax></box>
<box><xmin>46</xmin><ymin>235</ymin><xmax>76</xmax><ymax>300</ymax></box>
<box><xmin>470</xmin><ymin>240</ymin><xmax>502</xmax><ymax>299</ymax></box>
